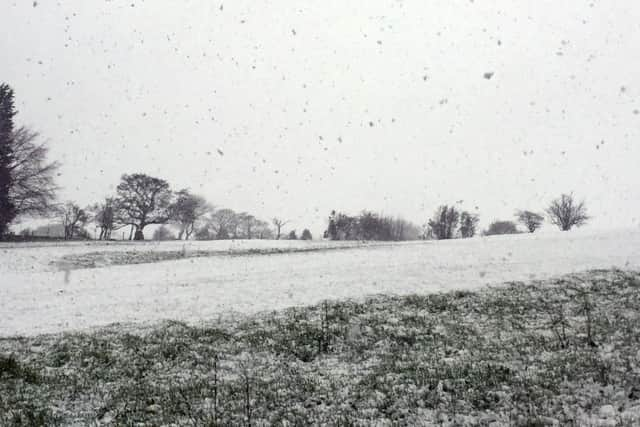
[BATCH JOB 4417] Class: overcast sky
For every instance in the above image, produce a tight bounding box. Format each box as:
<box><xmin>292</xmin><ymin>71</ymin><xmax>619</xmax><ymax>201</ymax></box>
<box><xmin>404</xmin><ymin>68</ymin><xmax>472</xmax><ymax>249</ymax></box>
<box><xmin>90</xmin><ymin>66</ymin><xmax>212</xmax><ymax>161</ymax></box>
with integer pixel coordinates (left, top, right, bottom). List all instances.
<box><xmin>2</xmin><ymin>0</ymin><xmax>639</xmax><ymax>235</ymax></box>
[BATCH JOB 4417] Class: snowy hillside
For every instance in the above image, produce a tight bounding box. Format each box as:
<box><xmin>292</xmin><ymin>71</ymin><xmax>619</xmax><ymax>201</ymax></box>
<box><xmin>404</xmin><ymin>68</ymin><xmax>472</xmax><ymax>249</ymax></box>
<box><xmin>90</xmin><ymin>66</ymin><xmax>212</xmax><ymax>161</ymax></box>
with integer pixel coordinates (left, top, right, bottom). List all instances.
<box><xmin>1</xmin><ymin>229</ymin><xmax>639</xmax><ymax>337</ymax></box>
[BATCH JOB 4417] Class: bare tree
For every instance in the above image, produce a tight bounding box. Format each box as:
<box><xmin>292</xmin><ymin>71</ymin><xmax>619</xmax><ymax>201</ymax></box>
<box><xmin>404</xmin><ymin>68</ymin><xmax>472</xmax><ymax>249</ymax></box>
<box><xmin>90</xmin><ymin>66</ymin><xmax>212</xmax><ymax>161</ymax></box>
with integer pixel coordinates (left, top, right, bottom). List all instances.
<box><xmin>7</xmin><ymin>127</ymin><xmax>60</xmax><ymax>219</ymax></box>
<box><xmin>196</xmin><ymin>210</ymin><xmax>271</xmax><ymax>240</ymax></box>
<box><xmin>170</xmin><ymin>189</ymin><xmax>211</xmax><ymax>240</ymax></box>
<box><xmin>516</xmin><ymin>210</ymin><xmax>544</xmax><ymax>233</ymax></box>
<box><xmin>326</xmin><ymin>211</ymin><xmax>359</xmax><ymax>240</ymax></box>
<box><xmin>60</xmin><ymin>202</ymin><xmax>88</xmax><ymax>240</ymax></box>
<box><xmin>236</xmin><ymin>212</ymin><xmax>262</xmax><ymax>239</ymax></box>
<box><xmin>115</xmin><ymin>173</ymin><xmax>173</xmax><ymax>240</ymax></box>
<box><xmin>253</xmin><ymin>219</ymin><xmax>273</xmax><ymax>239</ymax></box>
<box><xmin>90</xmin><ymin>197</ymin><xmax>118</xmax><ymax>240</ymax></box>
<box><xmin>272</xmin><ymin>217</ymin><xmax>289</xmax><ymax>240</ymax></box>
<box><xmin>389</xmin><ymin>216</ymin><xmax>422</xmax><ymax>241</ymax></box>
<box><xmin>427</xmin><ymin>205</ymin><xmax>460</xmax><ymax>240</ymax></box>
<box><xmin>327</xmin><ymin>210</ymin><xmax>421</xmax><ymax>241</ymax></box>
<box><xmin>209</xmin><ymin>208</ymin><xmax>238</xmax><ymax>239</ymax></box>
<box><xmin>545</xmin><ymin>193</ymin><xmax>589</xmax><ymax>231</ymax></box>
<box><xmin>2</xmin><ymin>84</ymin><xmax>60</xmax><ymax>236</ymax></box>
<box><xmin>152</xmin><ymin>225</ymin><xmax>175</xmax><ymax>241</ymax></box>
<box><xmin>459</xmin><ymin>211</ymin><xmax>480</xmax><ymax>238</ymax></box>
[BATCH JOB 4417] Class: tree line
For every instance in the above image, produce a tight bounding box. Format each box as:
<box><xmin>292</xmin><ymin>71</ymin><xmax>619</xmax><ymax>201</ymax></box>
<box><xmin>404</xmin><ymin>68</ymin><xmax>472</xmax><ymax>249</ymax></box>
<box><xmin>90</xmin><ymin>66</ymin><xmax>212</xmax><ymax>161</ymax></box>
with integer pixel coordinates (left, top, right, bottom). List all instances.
<box><xmin>324</xmin><ymin>194</ymin><xmax>589</xmax><ymax>242</ymax></box>
<box><xmin>480</xmin><ymin>194</ymin><xmax>588</xmax><ymax>237</ymax></box>
<box><xmin>65</xmin><ymin>173</ymin><xmax>304</xmax><ymax>241</ymax></box>
<box><xmin>325</xmin><ymin>210</ymin><xmax>423</xmax><ymax>241</ymax></box>
<box><xmin>26</xmin><ymin>172</ymin><xmax>313</xmax><ymax>241</ymax></box>
<box><xmin>1</xmin><ymin>82</ymin><xmax>591</xmax><ymax>242</ymax></box>
<box><xmin>419</xmin><ymin>195</ymin><xmax>588</xmax><ymax>240</ymax></box>
<box><xmin>0</xmin><ymin>83</ymin><xmax>319</xmax><ymax>241</ymax></box>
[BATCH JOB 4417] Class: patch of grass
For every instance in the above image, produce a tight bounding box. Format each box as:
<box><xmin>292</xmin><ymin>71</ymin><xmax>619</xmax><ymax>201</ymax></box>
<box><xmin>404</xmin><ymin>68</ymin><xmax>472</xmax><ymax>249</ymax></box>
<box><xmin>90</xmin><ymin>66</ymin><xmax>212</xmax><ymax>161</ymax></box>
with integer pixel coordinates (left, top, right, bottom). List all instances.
<box><xmin>0</xmin><ymin>354</ymin><xmax>38</xmax><ymax>383</ymax></box>
<box><xmin>51</xmin><ymin>244</ymin><xmax>373</xmax><ymax>270</ymax></box>
<box><xmin>1</xmin><ymin>269</ymin><xmax>640</xmax><ymax>425</ymax></box>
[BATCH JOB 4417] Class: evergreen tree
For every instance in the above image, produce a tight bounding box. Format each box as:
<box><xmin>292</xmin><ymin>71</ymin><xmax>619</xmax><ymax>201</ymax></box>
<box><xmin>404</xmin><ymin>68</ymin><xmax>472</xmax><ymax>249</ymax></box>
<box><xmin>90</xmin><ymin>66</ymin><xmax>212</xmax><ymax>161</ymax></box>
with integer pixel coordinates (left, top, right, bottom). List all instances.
<box><xmin>326</xmin><ymin>210</ymin><xmax>338</xmax><ymax>239</ymax></box>
<box><xmin>0</xmin><ymin>83</ymin><xmax>17</xmax><ymax>236</ymax></box>
<box><xmin>301</xmin><ymin>228</ymin><xmax>312</xmax><ymax>240</ymax></box>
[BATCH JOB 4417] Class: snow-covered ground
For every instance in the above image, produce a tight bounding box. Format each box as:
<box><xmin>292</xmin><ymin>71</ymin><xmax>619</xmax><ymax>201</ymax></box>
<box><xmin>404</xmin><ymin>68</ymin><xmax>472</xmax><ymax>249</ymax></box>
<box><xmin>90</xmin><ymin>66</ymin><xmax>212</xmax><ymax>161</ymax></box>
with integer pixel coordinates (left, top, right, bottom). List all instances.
<box><xmin>1</xmin><ymin>229</ymin><xmax>639</xmax><ymax>337</ymax></box>
<box><xmin>0</xmin><ymin>239</ymin><xmax>369</xmax><ymax>273</ymax></box>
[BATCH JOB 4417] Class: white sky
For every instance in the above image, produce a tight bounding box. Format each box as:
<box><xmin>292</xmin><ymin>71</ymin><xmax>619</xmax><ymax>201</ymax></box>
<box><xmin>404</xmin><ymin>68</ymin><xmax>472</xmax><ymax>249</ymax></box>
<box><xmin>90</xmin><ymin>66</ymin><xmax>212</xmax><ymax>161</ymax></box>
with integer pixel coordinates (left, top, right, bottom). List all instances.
<box><xmin>2</xmin><ymin>0</ymin><xmax>639</xmax><ymax>235</ymax></box>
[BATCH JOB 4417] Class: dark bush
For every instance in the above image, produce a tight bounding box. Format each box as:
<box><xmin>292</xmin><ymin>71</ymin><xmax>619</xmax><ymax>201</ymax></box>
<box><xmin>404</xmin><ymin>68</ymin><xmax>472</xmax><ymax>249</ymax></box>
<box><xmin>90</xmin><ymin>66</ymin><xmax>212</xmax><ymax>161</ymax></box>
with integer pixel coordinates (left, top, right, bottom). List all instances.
<box><xmin>485</xmin><ymin>220</ymin><xmax>519</xmax><ymax>236</ymax></box>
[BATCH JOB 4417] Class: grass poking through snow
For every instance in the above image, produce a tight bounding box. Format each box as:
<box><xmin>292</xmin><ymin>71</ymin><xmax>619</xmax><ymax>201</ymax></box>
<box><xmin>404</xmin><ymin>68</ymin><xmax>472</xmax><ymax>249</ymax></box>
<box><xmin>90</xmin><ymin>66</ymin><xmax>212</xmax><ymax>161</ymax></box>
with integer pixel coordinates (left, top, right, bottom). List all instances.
<box><xmin>1</xmin><ymin>269</ymin><xmax>640</xmax><ymax>426</ymax></box>
<box><xmin>51</xmin><ymin>243</ymin><xmax>372</xmax><ymax>270</ymax></box>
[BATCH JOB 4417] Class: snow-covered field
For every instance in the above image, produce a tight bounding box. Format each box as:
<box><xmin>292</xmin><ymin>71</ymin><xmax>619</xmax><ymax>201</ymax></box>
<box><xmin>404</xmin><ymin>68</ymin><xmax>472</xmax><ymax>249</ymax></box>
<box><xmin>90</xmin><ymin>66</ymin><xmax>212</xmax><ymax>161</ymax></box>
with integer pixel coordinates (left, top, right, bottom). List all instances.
<box><xmin>1</xmin><ymin>229</ymin><xmax>639</xmax><ymax>337</ymax></box>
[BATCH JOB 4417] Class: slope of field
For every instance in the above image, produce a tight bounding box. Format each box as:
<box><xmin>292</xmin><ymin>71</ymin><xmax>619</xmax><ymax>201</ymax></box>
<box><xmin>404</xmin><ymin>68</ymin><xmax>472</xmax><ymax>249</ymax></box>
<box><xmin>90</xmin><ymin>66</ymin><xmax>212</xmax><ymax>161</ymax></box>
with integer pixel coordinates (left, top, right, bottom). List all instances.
<box><xmin>1</xmin><ymin>229</ymin><xmax>639</xmax><ymax>337</ymax></box>
<box><xmin>1</xmin><ymin>270</ymin><xmax>639</xmax><ymax>426</ymax></box>
<box><xmin>0</xmin><ymin>239</ymin><xmax>368</xmax><ymax>273</ymax></box>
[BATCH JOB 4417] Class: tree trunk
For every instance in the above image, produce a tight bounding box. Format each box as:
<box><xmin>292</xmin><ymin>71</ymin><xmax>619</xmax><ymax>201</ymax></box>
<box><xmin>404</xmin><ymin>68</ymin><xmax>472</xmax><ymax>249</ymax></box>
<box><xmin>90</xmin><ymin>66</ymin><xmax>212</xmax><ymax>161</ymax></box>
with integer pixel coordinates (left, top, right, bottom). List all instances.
<box><xmin>134</xmin><ymin>229</ymin><xmax>144</xmax><ymax>240</ymax></box>
<box><xmin>185</xmin><ymin>223</ymin><xmax>194</xmax><ymax>240</ymax></box>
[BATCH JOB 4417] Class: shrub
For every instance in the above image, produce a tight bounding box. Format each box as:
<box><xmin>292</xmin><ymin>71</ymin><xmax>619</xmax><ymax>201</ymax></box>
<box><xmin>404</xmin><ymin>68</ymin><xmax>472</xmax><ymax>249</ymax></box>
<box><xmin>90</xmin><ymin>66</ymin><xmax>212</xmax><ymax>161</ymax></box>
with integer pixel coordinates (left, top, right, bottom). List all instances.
<box><xmin>485</xmin><ymin>220</ymin><xmax>518</xmax><ymax>236</ymax></box>
<box><xmin>516</xmin><ymin>210</ymin><xmax>544</xmax><ymax>232</ymax></box>
<box><xmin>546</xmin><ymin>193</ymin><xmax>589</xmax><ymax>231</ymax></box>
